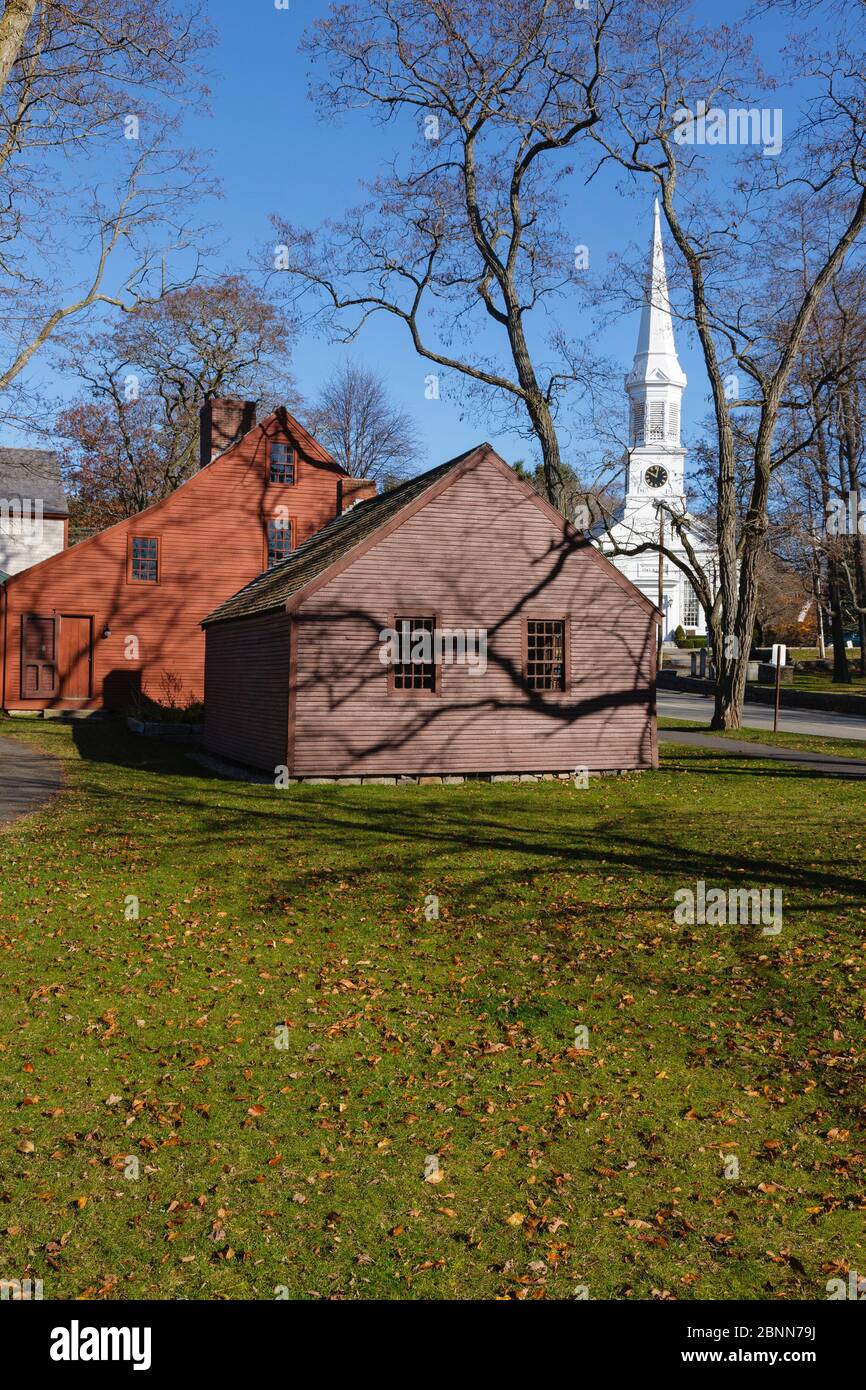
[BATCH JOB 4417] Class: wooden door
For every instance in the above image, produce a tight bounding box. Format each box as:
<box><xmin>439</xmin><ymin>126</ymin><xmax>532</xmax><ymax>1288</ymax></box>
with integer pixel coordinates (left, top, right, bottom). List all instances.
<box><xmin>21</xmin><ymin>615</ymin><xmax>57</xmax><ymax>697</ymax></box>
<box><xmin>58</xmin><ymin>616</ymin><xmax>92</xmax><ymax>699</ymax></box>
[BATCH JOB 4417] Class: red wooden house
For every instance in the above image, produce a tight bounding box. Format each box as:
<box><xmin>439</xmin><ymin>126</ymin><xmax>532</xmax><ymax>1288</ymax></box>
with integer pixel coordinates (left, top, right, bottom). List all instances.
<box><xmin>202</xmin><ymin>444</ymin><xmax>660</xmax><ymax>779</ymax></box>
<box><xmin>0</xmin><ymin>400</ymin><xmax>366</xmax><ymax>713</ymax></box>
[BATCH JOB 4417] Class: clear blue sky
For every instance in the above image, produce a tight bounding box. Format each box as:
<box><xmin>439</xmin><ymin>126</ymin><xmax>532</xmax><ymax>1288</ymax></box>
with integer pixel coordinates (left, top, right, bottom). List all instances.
<box><xmin>10</xmin><ymin>0</ymin><xmax>796</xmax><ymax>484</ymax></box>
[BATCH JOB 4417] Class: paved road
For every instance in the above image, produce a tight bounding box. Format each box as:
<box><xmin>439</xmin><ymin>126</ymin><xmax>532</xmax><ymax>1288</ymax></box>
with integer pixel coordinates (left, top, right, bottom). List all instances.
<box><xmin>658</xmin><ymin>689</ymin><xmax>866</xmax><ymax>742</ymax></box>
<box><xmin>0</xmin><ymin>734</ymin><xmax>63</xmax><ymax>827</ymax></box>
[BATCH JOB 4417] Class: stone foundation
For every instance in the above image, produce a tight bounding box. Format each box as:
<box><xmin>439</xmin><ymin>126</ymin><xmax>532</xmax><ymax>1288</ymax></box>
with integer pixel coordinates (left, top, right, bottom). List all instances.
<box><xmin>280</xmin><ymin>769</ymin><xmax>633</xmax><ymax>786</ymax></box>
<box><xmin>188</xmin><ymin>748</ymin><xmax>639</xmax><ymax>785</ymax></box>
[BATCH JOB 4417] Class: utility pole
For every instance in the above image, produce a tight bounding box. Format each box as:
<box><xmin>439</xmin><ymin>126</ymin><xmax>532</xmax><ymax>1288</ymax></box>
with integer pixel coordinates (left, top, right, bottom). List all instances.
<box><xmin>657</xmin><ymin>506</ymin><xmax>665</xmax><ymax>670</ymax></box>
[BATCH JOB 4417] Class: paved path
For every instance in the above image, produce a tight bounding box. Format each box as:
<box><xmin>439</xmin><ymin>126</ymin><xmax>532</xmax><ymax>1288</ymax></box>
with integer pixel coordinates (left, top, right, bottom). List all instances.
<box><xmin>658</xmin><ymin>689</ymin><xmax>866</xmax><ymax>742</ymax></box>
<box><xmin>659</xmin><ymin>727</ymin><xmax>866</xmax><ymax>778</ymax></box>
<box><xmin>0</xmin><ymin>734</ymin><xmax>63</xmax><ymax>827</ymax></box>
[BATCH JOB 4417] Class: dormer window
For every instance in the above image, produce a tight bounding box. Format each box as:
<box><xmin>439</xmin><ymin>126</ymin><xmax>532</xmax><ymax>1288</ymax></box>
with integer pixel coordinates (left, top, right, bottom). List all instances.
<box><xmin>269</xmin><ymin>443</ymin><xmax>295</xmax><ymax>484</ymax></box>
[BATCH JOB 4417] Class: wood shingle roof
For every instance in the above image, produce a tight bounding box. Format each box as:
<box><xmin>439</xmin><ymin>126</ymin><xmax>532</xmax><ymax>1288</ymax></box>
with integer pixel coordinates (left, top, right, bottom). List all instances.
<box><xmin>202</xmin><ymin>445</ymin><xmax>485</xmax><ymax>626</ymax></box>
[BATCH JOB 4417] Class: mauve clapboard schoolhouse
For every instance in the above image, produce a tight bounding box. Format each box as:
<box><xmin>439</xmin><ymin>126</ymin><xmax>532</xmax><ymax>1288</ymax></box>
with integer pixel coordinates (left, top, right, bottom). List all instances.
<box><xmin>201</xmin><ymin>444</ymin><xmax>660</xmax><ymax>780</ymax></box>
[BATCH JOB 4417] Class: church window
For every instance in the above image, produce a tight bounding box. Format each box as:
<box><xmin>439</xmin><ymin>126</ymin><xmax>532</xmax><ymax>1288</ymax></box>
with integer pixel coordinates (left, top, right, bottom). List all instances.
<box><xmin>668</xmin><ymin>403</ymin><xmax>680</xmax><ymax>442</ymax></box>
<box><xmin>648</xmin><ymin>402</ymin><xmax>665</xmax><ymax>441</ymax></box>
<box><xmin>630</xmin><ymin>403</ymin><xmax>645</xmax><ymax>446</ymax></box>
<box><xmin>683</xmin><ymin>581</ymin><xmax>700</xmax><ymax>627</ymax></box>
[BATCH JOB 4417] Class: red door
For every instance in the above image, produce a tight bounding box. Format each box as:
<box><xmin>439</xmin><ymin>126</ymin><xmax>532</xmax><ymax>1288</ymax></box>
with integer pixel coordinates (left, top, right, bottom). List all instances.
<box><xmin>57</xmin><ymin>616</ymin><xmax>92</xmax><ymax>699</ymax></box>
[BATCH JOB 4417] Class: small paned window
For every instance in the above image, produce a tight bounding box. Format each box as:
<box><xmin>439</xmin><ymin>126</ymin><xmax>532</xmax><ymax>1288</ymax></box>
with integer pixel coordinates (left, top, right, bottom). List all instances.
<box><xmin>526</xmin><ymin>619</ymin><xmax>566</xmax><ymax>691</ymax></box>
<box><xmin>392</xmin><ymin>617</ymin><xmax>436</xmax><ymax>691</ymax></box>
<box><xmin>130</xmin><ymin>537</ymin><xmax>159</xmax><ymax>583</ymax></box>
<box><xmin>270</xmin><ymin>443</ymin><xmax>295</xmax><ymax>484</ymax></box>
<box><xmin>267</xmin><ymin>518</ymin><xmax>293</xmax><ymax>567</ymax></box>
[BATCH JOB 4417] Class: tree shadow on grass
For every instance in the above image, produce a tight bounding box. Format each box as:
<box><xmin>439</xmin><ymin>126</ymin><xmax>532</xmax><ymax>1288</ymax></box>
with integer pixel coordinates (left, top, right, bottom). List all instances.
<box><xmin>43</xmin><ymin>722</ymin><xmax>866</xmax><ymax>1146</ymax></box>
<box><xmin>65</xmin><ymin>721</ymin><xmax>866</xmax><ymax>914</ymax></box>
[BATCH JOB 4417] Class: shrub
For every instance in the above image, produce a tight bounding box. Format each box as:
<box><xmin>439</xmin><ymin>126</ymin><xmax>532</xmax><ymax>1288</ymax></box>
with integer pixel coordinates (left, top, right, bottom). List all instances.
<box><xmin>128</xmin><ymin>673</ymin><xmax>203</xmax><ymax>724</ymax></box>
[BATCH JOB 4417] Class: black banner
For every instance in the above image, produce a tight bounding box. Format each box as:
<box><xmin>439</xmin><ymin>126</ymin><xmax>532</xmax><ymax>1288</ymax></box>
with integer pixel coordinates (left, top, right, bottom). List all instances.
<box><xmin>2</xmin><ymin>1296</ymin><xmax>860</xmax><ymax>1376</ymax></box>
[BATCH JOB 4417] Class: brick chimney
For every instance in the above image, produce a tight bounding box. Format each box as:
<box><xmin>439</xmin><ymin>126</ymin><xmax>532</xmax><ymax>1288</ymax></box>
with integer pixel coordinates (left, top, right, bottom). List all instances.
<box><xmin>199</xmin><ymin>398</ymin><xmax>257</xmax><ymax>468</ymax></box>
<box><xmin>338</xmin><ymin>476</ymin><xmax>377</xmax><ymax>514</ymax></box>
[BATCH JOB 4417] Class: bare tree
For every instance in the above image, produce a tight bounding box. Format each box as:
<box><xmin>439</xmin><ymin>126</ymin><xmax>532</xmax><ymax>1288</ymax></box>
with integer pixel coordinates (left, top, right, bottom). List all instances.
<box><xmin>0</xmin><ymin>1</ymin><xmax>212</xmax><ymax>412</ymax></box>
<box><xmin>271</xmin><ymin>0</ymin><xmax>621</xmax><ymax>510</ymax></box>
<box><xmin>56</xmin><ymin>275</ymin><xmax>297</xmax><ymax>528</ymax></box>
<box><xmin>307</xmin><ymin>362</ymin><xmax>422</xmax><ymax>483</ymax></box>
<box><xmin>587</xmin><ymin>0</ymin><xmax>866</xmax><ymax>726</ymax></box>
<box><xmin>774</xmin><ymin>266</ymin><xmax>866</xmax><ymax>677</ymax></box>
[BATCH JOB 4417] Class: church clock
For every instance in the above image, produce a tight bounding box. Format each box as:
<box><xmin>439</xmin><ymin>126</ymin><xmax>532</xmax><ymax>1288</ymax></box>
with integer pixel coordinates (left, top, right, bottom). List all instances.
<box><xmin>644</xmin><ymin>464</ymin><xmax>668</xmax><ymax>489</ymax></box>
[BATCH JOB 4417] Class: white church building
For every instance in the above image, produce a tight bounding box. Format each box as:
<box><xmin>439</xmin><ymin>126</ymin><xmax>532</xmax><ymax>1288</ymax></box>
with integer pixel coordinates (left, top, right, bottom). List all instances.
<box><xmin>596</xmin><ymin>201</ymin><xmax>718</xmax><ymax>641</ymax></box>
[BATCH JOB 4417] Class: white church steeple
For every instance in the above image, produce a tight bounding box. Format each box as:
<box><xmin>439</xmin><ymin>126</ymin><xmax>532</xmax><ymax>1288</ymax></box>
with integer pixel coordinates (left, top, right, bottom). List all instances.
<box><xmin>597</xmin><ymin>201</ymin><xmax>716</xmax><ymax>644</ymax></box>
<box><xmin>623</xmin><ymin>199</ymin><xmax>687</xmax><ymax>510</ymax></box>
<box><xmin>628</xmin><ymin>199</ymin><xmax>687</xmax><ymax>391</ymax></box>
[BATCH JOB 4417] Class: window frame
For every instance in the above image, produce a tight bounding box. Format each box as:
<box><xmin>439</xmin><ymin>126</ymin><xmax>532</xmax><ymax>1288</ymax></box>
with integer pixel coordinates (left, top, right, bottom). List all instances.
<box><xmin>386</xmin><ymin>612</ymin><xmax>442</xmax><ymax>697</ymax></box>
<box><xmin>127</xmin><ymin>535</ymin><xmax>160</xmax><ymax>585</ymax></box>
<box><xmin>265</xmin><ymin>515</ymin><xmax>295</xmax><ymax>569</ymax></box>
<box><xmin>522</xmin><ymin>615</ymin><xmax>570</xmax><ymax>694</ymax></box>
<box><xmin>269</xmin><ymin>441</ymin><xmax>297</xmax><ymax>486</ymax></box>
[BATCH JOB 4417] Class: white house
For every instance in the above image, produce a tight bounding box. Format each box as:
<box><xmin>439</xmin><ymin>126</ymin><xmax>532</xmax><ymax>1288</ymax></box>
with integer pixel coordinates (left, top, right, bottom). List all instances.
<box><xmin>0</xmin><ymin>448</ymin><xmax>68</xmax><ymax>580</ymax></box>
<box><xmin>596</xmin><ymin>201</ymin><xmax>718</xmax><ymax>640</ymax></box>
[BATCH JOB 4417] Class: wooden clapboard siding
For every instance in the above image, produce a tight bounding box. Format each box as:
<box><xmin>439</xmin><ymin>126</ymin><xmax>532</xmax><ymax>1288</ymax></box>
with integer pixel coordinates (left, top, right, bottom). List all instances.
<box><xmin>204</xmin><ymin>611</ymin><xmax>290</xmax><ymax>770</ymax></box>
<box><xmin>286</xmin><ymin>456</ymin><xmax>656</xmax><ymax>775</ymax></box>
<box><xmin>1</xmin><ymin>412</ymin><xmax>344</xmax><ymax>710</ymax></box>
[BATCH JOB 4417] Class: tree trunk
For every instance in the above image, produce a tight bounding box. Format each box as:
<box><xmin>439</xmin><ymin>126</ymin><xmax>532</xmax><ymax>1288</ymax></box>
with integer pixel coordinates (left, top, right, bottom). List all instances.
<box><xmin>518</xmin><ymin>377</ymin><xmax>565</xmax><ymax>511</ymax></box>
<box><xmin>851</xmin><ymin>526</ymin><xmax>866</xmax><ymax>676</ymax></box>
<box><xmin>0</xmin><ymin>0</ymin><xmax>37</xmax><ymax>103</ymax></box>
<box><xmin>838</xmin><ymin>381</ymin><xmax>866</xmax><ymax>675</ymax></box>
<box><xmin>827</xmin><ymin>555</ymin><xmax>851</xmax><ymax>682</ymax></box>
<box><xmin>710</xmin><ymin>593</ymin><xmax>758</xmax><ymax>729</ymax></box>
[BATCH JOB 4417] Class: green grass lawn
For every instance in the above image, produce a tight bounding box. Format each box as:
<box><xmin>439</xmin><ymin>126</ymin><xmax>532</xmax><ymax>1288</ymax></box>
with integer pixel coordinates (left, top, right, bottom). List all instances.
<box><xmin>1</xmin><ymin>717</ymin><xmax>864</xmax><ymax>1302</ymax></box>
<box><xmin>744</xmin><ymin>648</ymin><xmax>866</xmax><ymax>698</ymax></box>
<box><xmin>793</xmin><ymin>670</ymin><xmax>866</xmax><ymax>696</ymax></box>
<box><xmin>790</xmin><ymin>646</ymin><xmax>863</xmax><ymax>665</ymax></box>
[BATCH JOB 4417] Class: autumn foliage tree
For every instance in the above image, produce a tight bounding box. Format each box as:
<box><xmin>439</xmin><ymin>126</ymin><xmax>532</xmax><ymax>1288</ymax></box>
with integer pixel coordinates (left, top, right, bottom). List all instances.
<box><xmin>56</xmin><ymin>276</ymin><xmax>297</xmax><ymax>529</ymax></box>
